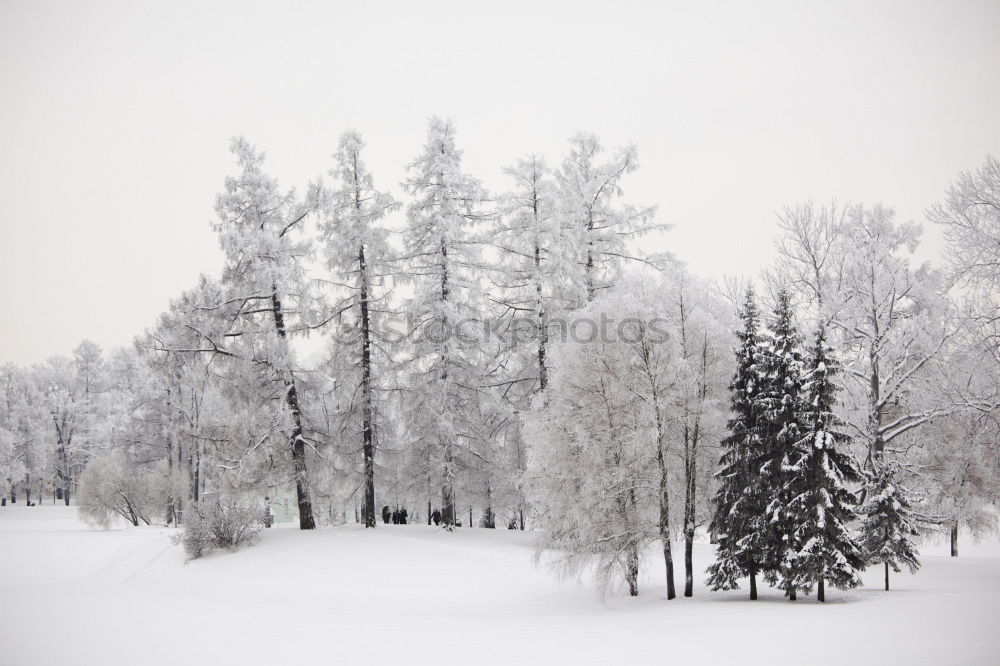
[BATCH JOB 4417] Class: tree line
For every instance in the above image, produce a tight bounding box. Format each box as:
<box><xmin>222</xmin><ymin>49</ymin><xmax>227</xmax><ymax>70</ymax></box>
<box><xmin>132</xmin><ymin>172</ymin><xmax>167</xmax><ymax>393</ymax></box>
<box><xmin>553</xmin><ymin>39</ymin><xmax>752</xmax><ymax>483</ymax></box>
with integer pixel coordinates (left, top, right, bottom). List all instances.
<box><xmin>0</xmin><ymin>121</ymin><xmax>997</xmax><ymax>598</ymax></box>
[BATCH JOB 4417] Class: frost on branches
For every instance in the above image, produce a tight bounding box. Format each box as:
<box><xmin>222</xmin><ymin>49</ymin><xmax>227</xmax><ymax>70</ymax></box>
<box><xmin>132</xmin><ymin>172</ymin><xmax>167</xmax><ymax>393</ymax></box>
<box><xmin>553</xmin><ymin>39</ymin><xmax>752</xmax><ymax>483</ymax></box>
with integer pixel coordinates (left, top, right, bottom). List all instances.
<box><xmin>400</xmin><ymin>118</ymin><xmax>491</xmax><ymax>530</ymax></box>
<box><xmin>319</xmin><ymin>130</ymin><xmax>400</xmax><ymax>528</ymax></box>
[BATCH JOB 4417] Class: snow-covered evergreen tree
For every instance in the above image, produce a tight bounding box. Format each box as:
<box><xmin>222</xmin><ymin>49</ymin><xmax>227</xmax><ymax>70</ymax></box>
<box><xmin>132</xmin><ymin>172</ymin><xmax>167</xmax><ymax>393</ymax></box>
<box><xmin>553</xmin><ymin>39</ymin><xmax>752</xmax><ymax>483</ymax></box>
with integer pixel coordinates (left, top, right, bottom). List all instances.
<box><xmin>861</xmin><ymin>453</ymin><xmax>922</xmax><ymax>590</ymax></box>
<box><xmin>707</xmin><ymin>287</ymin><xmax>769</xmax><ymax>599</ymax></box>
<box><xmin>759</xmin><ymin>288</ymin><xmax>808</xmax><ymax>600</ymax></box>
<box><xmin>783</xmin><ymin>322</ymin><xmax>864</xmax><ymax>601</ymax></box>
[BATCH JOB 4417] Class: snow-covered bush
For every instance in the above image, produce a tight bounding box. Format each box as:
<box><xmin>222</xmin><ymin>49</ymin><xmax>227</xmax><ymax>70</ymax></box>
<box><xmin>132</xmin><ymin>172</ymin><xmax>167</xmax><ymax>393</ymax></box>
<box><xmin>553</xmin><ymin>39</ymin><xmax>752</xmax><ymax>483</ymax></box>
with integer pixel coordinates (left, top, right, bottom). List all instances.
<box><xmin>181</xmin><ymin>501</ymin><xmax>263</xmax><ymax>560</ymax></box>
<box><xmin>78</xmin><ymin>451</ymin><xmax>155</xmax><ymax>528</ymax></box>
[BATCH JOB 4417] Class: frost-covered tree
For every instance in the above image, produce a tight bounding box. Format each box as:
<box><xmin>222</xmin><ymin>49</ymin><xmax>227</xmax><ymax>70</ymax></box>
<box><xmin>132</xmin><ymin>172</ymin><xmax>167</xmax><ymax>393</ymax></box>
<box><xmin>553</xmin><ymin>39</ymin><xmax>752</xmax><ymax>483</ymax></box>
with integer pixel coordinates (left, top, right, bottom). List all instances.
<box><xmin>400</xmin><ymin>117</ymin><xmax>490</xmax><ymax>529</ymax></box>
<box><xmin>0</xmin><ymin>364</ymin><xmax>47</xmax><ymax>503</ymax></box>
<box><xmin>928</xmin><ymin>155</ymin><xmax>1000</xmax><ymax>294</ymax></box>
<box><xmin>78</xmin><ymin>450</ymin><xmax>155</xmax><ymax>528</ymax></box>
<box><xmin>770</xmin><ymin>203</ymin><xmax>957</xmax><ymax>467</ymax></box>
<box><xmin>319</xmin><ymin>130</ymin><xmax>400</xmax><ymax>528</ymax></box>
<box><xmin>783</xmin><ymin>323</ymin><xmax>864</xmax><ymax>601</ymax></box>
<box><xmin>861</xmin><ymin>453</ymin><xmax>922</xmax><ymax>590</ymax></box>
<box><xmin>917</xmin><ymin>408</ymin><xmax>1000</xmax><ymax>557</ymax></box>
<box><xmin>669</xmin><ymin>276</ymin><xmax>732</xmax><ymax>597</ymax></box>
<box><xmin>707</xmin><ymin>287</ymin><xmax>769</xmax><ymax>599</ymax></box>
<box><xmin>556</xmin><ymin>133</ymin><xmax>659</xmax><ymax>303</ymax></box>
<box><xmin>490</xmin><ymin>154</ymin><xmax>577</xmax><ymax>395</ymax></box>
<box><xmin>209</xmin><ymin>137</ymin><xmax>321</xmax><ymax>529</ymax></box>
<box><xmin>143</xmin><ymin>276</ymin><xmax>238</xmax><ymax>519</ymax></box>
<box><xmin>37</xmin><ymin>353</ymin><xmax>91</xmax><ymax>506</ymax></box>
<box><xmin>529</xmin><ymin>273</ymin><xmax>727</xmax><ymax>598</ymax></box>
<box><xmin>526</xmin><ymin>319</ymin><xmax>650</xmax><ymax>597</ymax></box>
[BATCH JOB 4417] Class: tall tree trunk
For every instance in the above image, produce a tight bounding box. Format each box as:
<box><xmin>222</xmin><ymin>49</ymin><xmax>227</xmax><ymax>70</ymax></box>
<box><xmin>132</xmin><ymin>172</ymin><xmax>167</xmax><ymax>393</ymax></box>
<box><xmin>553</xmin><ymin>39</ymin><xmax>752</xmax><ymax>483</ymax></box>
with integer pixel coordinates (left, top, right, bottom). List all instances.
<box><xmin>272</xmin><ymin>289</ymin><xmax>315</xmax><ymax>530</ymax></box>
<box><xmin>818</xmin><ymin>577</ymin><xmax>825</xmax><ymax>602</ymax></box>
<box><xmin>165</xmin><ymin>384</ymin><xmax>176</xmax><ymax>526</ymax></box>
<box><xmin>750</xmin><ymin>567</ymin><xmax>758</xmax><ymax>600</ymax></box>
<box><xmin>683</xmin><ymin>419</ymin><xmax>698</xmax><ymax>598</ymax></box>
<box><xmin>534</xmin><ymin>240</ymin><xmax>547</xmax><ymax>393</ymax></box>
<box><xmin>484</xmin><ymin>479</ymin><xmax>494</xmax><ymax>528</ymax></box>
<box><xmin>438</xmin><ymin>236</ymin><xmax>455</xmax><ymax>531</ymax></box>
<box><xmin>884</xmin><ymin>561</ymin><xmax>890</xmax><ymax>591</ymax></box>
<box><xmin>656</xmin><ymin>443</ymin><xmax>676</xmax><ymax>600</ymax></box>
<box><xmin>585</xmin><ymin>210</ymin><xmax>595</xmax><ymax>302</ymax></box>
<box><xmin>359</xmin><ymin>244</ymin><xmax>376</xmax><ymax>529</ymax></box>
<box><xmin>950</xmin><ymin>521</ymin><xmax>959</xmax><ymax>557</ymax></box>
<box><xmin>441</xmin><ymin>440</ymin><xmax>455</xmax><ymax>529</ymax></box>
<box><xmin>647</xmin><ymin>359</ymin><xmax>675</xmax><ymax>600</ymax></box>
<box><xmin>867</xmin><ymin>273</ymin><xmax>886</xmax><ymax>464</ymax></box>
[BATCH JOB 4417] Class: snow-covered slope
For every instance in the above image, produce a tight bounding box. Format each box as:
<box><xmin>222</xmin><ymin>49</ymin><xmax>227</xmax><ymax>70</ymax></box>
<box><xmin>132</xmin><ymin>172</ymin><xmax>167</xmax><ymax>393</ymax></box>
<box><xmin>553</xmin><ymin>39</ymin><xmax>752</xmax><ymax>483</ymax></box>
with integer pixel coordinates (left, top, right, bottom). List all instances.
<box><xmin>1</xmin><ymin>505</ymin><xmax>998</xmax><ymax>665</ymax></box>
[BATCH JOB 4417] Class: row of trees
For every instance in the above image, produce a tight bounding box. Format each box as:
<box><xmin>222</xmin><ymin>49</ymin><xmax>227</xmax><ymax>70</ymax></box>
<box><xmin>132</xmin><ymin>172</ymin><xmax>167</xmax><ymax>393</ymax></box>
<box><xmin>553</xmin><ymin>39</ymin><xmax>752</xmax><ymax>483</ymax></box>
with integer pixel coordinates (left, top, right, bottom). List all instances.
<box><xmin>1</xmin><ymin>123</ymin><xmax>997</xmax><ymax>599</ymax></box>
<box><xmin>1</xmin><ymin>119</ymin><xmax>662</xmax><ymax>534</ymax></box>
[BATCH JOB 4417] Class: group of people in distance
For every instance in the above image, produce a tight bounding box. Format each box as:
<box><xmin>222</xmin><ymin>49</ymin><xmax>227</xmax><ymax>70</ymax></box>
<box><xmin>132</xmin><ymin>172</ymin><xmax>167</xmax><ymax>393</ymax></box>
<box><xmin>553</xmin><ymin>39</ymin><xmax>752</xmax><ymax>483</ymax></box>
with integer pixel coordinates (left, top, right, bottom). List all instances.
<box><xmin>381</xmin><ymin>505</ymin><xmax>409</xmax><ymax>524</ymax></box>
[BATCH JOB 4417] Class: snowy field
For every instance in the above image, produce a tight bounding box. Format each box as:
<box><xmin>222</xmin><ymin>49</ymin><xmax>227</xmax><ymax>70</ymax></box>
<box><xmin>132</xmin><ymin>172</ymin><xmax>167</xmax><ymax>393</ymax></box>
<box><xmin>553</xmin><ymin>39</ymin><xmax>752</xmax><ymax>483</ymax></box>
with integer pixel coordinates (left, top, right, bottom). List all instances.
<box><xmin>1</xmin><ymin>506</ymin><xmax>998</xmax><ymax>666</ymax></box>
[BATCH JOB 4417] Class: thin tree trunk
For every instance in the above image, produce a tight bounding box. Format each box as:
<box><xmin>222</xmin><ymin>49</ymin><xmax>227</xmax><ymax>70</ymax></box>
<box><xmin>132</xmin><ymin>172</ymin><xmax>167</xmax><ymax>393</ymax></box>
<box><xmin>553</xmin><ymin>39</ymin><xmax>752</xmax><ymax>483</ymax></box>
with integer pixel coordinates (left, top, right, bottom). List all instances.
<box><xmin>626</xmin><ymin>542</ymin><xmax>640</xmax><ymax>597</ymax></box>
<box><xmin>585</xmin><ymin>211</ymin><xmax>595</xmax><ymax>302</ymax></box>
<box><xmin>657</xmin><ymin>444</ymin><xmax>676</xmax><ymax>600</ymax></box>
<box><xmin>884</xmin><ymin>561</ymin><xmax>890</xmax><ymax>591</ymax></box>
<box><xmin>750</xmin><ymin>567</ymin><xmax>758</xmax><ymax>600</ymax></box>
<box><xmin>534</xmin><ymin>238</ymin><xmax>547</xmax><ymax>393</ymax></box>
<box><xmin>441</xmin><ymin>441</ymin><xmax>455</xmax><ymax>529</ymax></box>
<box><xmin>683</xmin><ymin>420</ymin><xmax>697</xmax><ymax>598</ymax></box>
<box><xmin>950</xmin><ymin>521</ymin><xmax>959</xmax><ymax>557</ymax></box>
<box><xmin>359</xmin><ymin>244</ymin><xmax>376</xmax><ymax>529</ymax></box>
<box><xmin>272</xmin><ymin>289</ymin><xmax>315</xmax><ymax>530</ymax></box>
<box><xmin>438</xmin><ymin>236</ymin><xmax>455</xmax><ymax>531</ymax></box>
<box><xmin>818</xmin><ymin>577</ymin><xmax>825</xmax><ymax>602</ymax></box>
<box><xmin>165</xmin><ymin>384</ymin><xmax>176</xmax><ymax>526</ymax></box>
<box><xmin>642</xmin><ymin>337</ymin><xmax>676</xmax><ymax>600</ymax></box>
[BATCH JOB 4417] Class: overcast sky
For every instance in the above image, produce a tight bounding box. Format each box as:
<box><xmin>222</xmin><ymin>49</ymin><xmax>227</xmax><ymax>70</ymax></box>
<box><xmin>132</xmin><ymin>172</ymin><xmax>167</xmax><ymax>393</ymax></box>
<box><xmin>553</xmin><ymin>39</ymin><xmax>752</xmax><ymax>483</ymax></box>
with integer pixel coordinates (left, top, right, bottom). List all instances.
<box><xmin>1</xmin><ymin>0</ymin><xmax>998</xmax><ymax>365</ymax></box>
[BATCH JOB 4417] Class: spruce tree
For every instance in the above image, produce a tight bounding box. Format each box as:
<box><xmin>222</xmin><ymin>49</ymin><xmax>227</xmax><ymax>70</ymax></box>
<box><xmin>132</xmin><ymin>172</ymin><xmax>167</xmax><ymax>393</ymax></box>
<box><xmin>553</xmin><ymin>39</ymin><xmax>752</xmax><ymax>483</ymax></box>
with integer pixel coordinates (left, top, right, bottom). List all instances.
<box><xmin>707</xmin><ymin>287</ymin><xmax>768</xmax><ymax>599</ymax></box>
<box><xmin>758</xmin><ymin>288</ymin><xmax>806</xmax><ymax>600</ymax></box>
<box><xmin>783</xmin><ymin>322</ymin><xmax>864</xmax><ymax>601</ymax></box>
<box><xmin>861</xmin><ymin>453</ymin><xmax>922</xmax><ymax>590</ymax></box>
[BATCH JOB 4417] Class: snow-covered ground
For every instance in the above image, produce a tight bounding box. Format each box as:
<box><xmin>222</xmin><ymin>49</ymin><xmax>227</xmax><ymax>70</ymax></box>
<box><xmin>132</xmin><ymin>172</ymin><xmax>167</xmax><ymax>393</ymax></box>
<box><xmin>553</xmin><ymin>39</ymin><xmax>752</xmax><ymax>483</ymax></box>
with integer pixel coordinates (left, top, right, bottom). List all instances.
<box><xmin>1</xmin><ymin>505</ymin><xmax>998</xmax><ymax>665</ymax></box>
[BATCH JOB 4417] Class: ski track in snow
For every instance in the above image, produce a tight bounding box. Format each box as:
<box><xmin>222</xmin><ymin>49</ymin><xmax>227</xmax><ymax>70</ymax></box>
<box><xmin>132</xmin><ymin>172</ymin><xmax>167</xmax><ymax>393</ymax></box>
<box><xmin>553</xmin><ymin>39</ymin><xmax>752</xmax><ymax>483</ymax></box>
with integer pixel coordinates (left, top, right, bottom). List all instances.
<box><xmin>1</xmin><ymin>505</ymin><xmax>998</xmax><ymax>666</ymax></box>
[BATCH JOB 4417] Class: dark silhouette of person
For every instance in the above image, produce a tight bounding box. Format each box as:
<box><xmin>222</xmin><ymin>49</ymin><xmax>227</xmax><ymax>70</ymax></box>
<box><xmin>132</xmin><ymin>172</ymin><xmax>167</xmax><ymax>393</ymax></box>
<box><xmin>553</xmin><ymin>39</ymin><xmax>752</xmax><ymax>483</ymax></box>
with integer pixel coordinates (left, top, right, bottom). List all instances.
<box><xmin>431</xmin><ymin>509</ymin><xmax>441</xmax><ymax>526</ymax></box>
<box><xmin>381</xmin><ymin>505</ymin><xmax>391</xmax><ymax>524</ymax></box>
<box><xmin>398</xmin><ymin>507</ymin><xmax>408</xmax><ymax>525</ymax></box>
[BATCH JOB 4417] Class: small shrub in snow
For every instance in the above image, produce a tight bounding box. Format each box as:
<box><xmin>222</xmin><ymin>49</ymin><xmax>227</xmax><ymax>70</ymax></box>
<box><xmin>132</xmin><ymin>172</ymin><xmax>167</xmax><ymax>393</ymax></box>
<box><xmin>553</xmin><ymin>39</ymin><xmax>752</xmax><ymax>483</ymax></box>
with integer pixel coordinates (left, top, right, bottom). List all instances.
<box><xmin>79</xmin><ymin>451</ymin><xmax>155</xmax><ymax>529</ymax></box>
<box><xmin>180</xmin><ymin>501</ymin><xmax>263</xmax><ymax>560</ymax></box>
